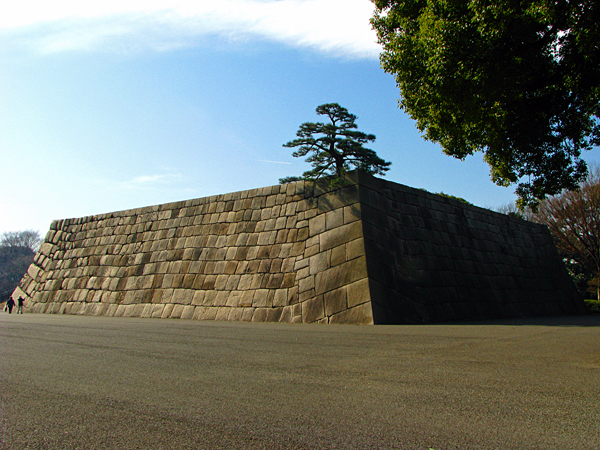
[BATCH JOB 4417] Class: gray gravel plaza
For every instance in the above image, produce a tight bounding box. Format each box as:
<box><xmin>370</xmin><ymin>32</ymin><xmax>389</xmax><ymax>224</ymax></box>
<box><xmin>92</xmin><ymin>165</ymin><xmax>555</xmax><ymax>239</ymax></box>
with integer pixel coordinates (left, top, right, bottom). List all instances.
<box><xmin>0</xmin><ymin>313</ymin><xmax>599</xmax><ymax>449</ymax></box>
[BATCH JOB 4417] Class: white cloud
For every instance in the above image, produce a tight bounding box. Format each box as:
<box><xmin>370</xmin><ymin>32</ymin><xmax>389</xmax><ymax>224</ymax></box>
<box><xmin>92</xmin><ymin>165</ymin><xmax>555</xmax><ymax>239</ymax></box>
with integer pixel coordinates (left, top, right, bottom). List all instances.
<box><xmin>121</xmin><ymin>173</ymin><xmax>183</xmax><ymax>189</ymax></box>
<box><xmin>1</xmin><ymin>0</ymin><xmax>380</xmax><ymax>59</ymax></box>
<box><xmin>257</xmin><ymin>160</ymin><xmax>292</xmax><ymax>165</ymax></box>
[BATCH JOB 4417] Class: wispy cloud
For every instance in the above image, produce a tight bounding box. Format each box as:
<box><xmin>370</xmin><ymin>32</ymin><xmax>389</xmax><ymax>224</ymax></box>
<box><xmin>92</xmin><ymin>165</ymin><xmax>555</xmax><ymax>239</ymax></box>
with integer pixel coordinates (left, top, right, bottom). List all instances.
<box><xmin>120</xmin><ymin>173</ymin><xmax>183</xmax><ymax>190</ymax></box>
<box><xmin>257</xmin><ymin>159</ymin><xmax>292</xmax><ymax>165</ymax></box>
<box><xmin>1</xmin><ymin>0</ymin><xmax>380</xmax><ymax>59</ymax></box>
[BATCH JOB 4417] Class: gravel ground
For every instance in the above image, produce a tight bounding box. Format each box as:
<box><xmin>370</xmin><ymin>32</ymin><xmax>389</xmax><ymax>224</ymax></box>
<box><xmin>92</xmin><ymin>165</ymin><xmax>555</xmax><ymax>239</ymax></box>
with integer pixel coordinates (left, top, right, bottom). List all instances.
<box><xmin>0</xmin><ymin>313</ymin><xmax>599</xmax><ymax>449</ymax></box>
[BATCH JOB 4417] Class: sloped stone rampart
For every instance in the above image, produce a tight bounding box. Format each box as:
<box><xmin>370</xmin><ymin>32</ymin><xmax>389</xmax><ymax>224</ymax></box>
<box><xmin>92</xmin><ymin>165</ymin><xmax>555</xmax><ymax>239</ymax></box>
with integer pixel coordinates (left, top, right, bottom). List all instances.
<box><xmin>14</xmin><ymin>180</ymin><xmax>373</xmax><ymax>324</ymax></box>
<box><xmin>13</xmin><ymin>172</ymin><xmax>585</xmax><ymax>324</ymax></box>
<box><xmin>356</xmin><ymin>172</ymin><xmax>586</xmax><ymax>323</ymax></box>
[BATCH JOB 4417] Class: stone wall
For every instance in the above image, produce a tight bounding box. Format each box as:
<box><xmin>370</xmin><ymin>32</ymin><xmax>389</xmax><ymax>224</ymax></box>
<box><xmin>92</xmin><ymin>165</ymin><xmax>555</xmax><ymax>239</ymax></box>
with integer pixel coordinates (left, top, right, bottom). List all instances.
<box><xmin>14</xmin><ymin>178</ymin><xmax>374</xmax><ymax>324</ymax></box>
<box><xmin>13</xmin><ymin>172</ymin><xmax>585</xmax><ymax>324</ymax></box>
<box><xmin>356</xmin><ymin>173</ymin><xmax>586</xmax><ymax>323</ymax></box>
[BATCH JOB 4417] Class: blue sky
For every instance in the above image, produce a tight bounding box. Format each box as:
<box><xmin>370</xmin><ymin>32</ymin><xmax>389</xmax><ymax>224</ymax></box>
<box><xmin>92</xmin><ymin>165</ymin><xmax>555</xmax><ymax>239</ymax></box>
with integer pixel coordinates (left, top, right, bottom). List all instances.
<box><xmin>1</xmin><ymin>0</ymin><xmax>598</xmax><ymax>236</ymax></box>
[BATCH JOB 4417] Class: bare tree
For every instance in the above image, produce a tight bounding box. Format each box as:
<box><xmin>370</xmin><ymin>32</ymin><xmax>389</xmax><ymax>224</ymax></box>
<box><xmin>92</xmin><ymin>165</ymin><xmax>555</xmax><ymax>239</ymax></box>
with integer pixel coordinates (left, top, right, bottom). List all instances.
<box><xmin>528</xmin><ymin>167</ymin><xmax>600</xmax><ymax>301</ymax></box>
<box><xmin>1</xmin><ymin>230</ymin><xmax>43</xmax><ymax>252</ymax></box>
<box><xmin>495</xmin><ymin>202</ymin><xmax>524</xmax><ymax>219</ymax></box>
<box><xmin>0</xmin><ymin>230</ymin><xmax>42</xmax><ymax>299</ymax></box>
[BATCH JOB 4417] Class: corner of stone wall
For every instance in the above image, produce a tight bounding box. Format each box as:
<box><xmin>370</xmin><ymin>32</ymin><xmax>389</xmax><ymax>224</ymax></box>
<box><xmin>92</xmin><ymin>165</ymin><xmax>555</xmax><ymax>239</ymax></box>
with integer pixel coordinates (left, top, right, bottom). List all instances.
<box><xmin>295</xmin><ymin>176</ymin><xmax>373</xmax><ymax>324</ymax></box>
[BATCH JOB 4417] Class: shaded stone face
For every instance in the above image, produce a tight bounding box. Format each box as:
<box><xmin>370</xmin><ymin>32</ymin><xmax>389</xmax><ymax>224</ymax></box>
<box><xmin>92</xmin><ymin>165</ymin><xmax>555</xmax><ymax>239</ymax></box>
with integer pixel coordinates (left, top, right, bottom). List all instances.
<box><xmin>354</xmin><ymin>172</ymin><xmax>586</xmax><ymax>323</ymax></box>
<box><xmin>12</xmin><ymin>172</ymin><xmax>584</xmax><ymax>324</ymax></box>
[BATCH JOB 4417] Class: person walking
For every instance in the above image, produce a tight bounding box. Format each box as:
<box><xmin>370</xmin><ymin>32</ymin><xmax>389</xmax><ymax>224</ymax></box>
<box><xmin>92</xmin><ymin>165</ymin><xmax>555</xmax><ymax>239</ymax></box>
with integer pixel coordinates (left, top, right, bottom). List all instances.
<box><xmin>5</xmin><ymin>298</ymin><xmax>15</xmax><ymax>314</ymax></box>
<box><xmin>17</xmin><ymin>297</ymin><xmax>24</xmax><ymax>314</ymax></box>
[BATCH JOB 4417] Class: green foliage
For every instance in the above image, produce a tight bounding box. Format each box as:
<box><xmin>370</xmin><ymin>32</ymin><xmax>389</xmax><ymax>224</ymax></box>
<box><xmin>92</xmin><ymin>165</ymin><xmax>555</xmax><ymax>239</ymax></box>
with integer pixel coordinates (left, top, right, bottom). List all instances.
<box><xmin>280</xmin><ymin>103</ymin><xmax>391</xmax><ymax>184</ymax></box>
<box><xmin>418</xmin><ymin>188</ymin><xmax>472</xmax><ymax>204</ymax></box>
<box><xmin>435</xmin><ymin>192</ymin><xmax>471</xmax><ymax>204</ymax></box>
<box><xmin>583</xmin><ymin>298</ymin><xmax>599</xmax><ymax>312</ymax></box>
<box><xmin>278</xmin><ymin>176</ymin><xmax>304</xmax><ymax>184</ymax></box>
<box><xmin>371</xmin><ymin>0</ymin><xmax>599</xmax><ymax>208</ymax></box>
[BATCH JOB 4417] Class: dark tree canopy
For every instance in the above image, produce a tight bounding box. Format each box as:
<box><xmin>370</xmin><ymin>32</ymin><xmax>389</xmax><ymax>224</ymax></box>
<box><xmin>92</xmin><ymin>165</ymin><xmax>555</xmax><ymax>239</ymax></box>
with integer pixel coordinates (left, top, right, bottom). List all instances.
<box><xmin>0</xmin><ymin>230</ymin><xmax>41</xmax><ymax>299</ymax></box>
<box><xmin>0</xmin><ymin>246</ymin><xmax>34</xmax><ymax>299</ymax></box>
<box><xmin>371</xmin><ymin>0</ymin><xmax>600</xmax><ymax>207</ymax></box>
<box><xmin>280</xmin><ymin>103</ymin><xmax>391</xmax><ymax>183</ymax></box>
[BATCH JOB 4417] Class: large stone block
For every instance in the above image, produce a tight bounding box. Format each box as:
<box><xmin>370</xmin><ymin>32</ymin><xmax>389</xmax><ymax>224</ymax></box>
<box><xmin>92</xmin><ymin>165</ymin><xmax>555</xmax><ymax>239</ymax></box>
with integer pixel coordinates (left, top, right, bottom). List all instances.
<box><xmin>324</xmin><ymin>287</ymin><xmax>347</xmax><ymax>316</ymax></box>
<box><xmin>301</xmin><ymin>296</ymin><xmax>324</xmax><ymax>323</ymax></box>
<box><xmin>315</xmin><ymin>257</ymin><xmax>368</xmax><ymax>295</ymax></box>
<box><xmin>329</xmin><ymin>302</ymin><xmax>373</xmax><ymax>325</ymax></box>
<box><xmin>319</xmin><ymin>221</ymin><xmax>363</xmax><ymax>252</ymax></box>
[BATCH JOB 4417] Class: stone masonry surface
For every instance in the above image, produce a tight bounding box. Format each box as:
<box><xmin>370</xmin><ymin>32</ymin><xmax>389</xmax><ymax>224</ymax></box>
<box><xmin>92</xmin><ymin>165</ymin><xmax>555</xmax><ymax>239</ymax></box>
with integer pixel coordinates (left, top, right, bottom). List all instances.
<box><xmin>354</xmin><ymin>172</ymin><xmax>586</xmax><ymax>323</ymax></box>
<box><xmin>12</xmin><ymin>172</ymin><xmax>585</xmax><ymax>324</ymax></box>
<box><xmin>14</xmin><ymin>177</ymin><xmax>373</xmax><ymax>324</ymax></box>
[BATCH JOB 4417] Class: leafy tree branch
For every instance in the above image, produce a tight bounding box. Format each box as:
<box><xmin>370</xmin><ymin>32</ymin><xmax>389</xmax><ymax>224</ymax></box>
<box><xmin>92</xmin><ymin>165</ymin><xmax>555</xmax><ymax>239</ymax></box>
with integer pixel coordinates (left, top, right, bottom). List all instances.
<box><xmin>371</xmin><ymin>0</ymin><xmax>599</xmax><ymax>208</ymax></box>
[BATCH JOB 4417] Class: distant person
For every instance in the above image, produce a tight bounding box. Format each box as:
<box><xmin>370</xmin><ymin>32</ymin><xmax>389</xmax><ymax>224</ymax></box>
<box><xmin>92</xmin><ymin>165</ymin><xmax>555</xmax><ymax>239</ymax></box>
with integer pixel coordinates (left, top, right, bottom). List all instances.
<box><xmin>17</xmin><ymin>297</ymin><xmax>24</xmax><ymax>314</ymax></box>
<box><xmin>5</xmin><ymin>298</ymin><xmax>15</xmax><ymax>314</ymax></box>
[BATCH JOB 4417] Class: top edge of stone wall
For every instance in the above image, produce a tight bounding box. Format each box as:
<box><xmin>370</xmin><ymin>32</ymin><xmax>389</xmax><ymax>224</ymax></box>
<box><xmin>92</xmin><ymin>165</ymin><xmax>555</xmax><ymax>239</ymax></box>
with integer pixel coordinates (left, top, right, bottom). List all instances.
<box><xmin>355</xmin><ymin>171</ymin><xmax>547</xmax><ymax>232</ymax></box>
<box><xmin>48</xmin><ymin>175</ymin><xmax>362</xmax><ymax>232</ymax></box>
<box><xmin>46</xmin><ymin>171</ymin><xmax>537</xmax><ymax>234</ymax></box>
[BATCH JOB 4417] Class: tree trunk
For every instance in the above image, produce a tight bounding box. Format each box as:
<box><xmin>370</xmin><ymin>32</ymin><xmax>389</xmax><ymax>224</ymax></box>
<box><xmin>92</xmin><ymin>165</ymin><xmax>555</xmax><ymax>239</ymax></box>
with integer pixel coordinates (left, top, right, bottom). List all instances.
<box><xmin>329</xmin><ymin>142</ymin><xmax>344</xmax><ymax>178</ymax></box>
